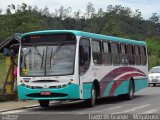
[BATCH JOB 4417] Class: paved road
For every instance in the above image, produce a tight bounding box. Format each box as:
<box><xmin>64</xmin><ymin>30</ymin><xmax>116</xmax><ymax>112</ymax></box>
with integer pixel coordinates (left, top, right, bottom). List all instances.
<box><xmin>1</xmin><ymin>85</ymin><xmax>160</xmax><ymax>120</ymax></box>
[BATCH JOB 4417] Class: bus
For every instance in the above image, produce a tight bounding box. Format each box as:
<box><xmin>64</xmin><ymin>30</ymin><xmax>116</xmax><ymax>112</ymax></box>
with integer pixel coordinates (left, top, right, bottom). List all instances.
<box><xmin>17</xmin><ymin>30</ymin><xmax>148</xmax><ymax>107</ymax></box>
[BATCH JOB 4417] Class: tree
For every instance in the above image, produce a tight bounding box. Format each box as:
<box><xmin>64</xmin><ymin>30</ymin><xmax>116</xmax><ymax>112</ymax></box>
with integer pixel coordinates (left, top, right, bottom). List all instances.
<box><xmin>41</xmin><ymin>6</ymin><xmax>51</xmax><ymax>17</ymax></box>
<box><xmin>149</xmin><ymin>13</ymin><xmax>160</xmax><ymax>23</ymax></box>
<box><xmin>85</xmin><ymin>2</ymin><xmax>95</xmax><ymax>18</ymax></box>
<box><xmin>133</xmin><ymin>9</ymin><xmax>143</xmax><ymax>20</ymax></box>
<box><xmin>21</xmin><ymin>3</ymin><xmax>27</xmax><ymax>11</ymax></box>
<box><xmin>55</xmin><ymin>6</ymin><xmax>72</xmax><ymax>19</ymax></box>
<box><xmin>73</xmin><ymin>10</ymin><xmax>82</xmax><ymax>19</ymax></box>
<box><xmin>97</xmin><ymin>8</ymin><xmax>104</xmax><ymax>17</ymax></box>
<box><xmin>0</xmin><ymin>9</ymin><xmax>2</xmax><ymax>15</ymax></box>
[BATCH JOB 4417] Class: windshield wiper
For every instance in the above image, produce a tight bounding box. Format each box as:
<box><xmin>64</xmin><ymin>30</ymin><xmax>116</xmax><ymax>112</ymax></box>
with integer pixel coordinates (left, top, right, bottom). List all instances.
<box><xmin>41</xmin><ymin>49</ymin><xmax>45</xmax><ymax>68</ymax></box>
<box><xmin>23</xmin><ymin>48</ymin><xmax>31</xmax><ymax>68</ymax></box>
<box><xmin>34</xmin><ymin>47</ymin><xmax>46</xmax><ymax>69</ymax></box>
<box><xmin>49</xmin><ymin>43</ymin><xmax>63</xmax><ymax>68</ymax></box>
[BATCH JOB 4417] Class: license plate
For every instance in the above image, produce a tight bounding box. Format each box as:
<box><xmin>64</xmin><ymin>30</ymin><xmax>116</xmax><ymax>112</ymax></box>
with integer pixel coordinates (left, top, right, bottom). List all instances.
<box><xmin>40</xmin><ymin>91</ymin><xmax>51</xmax><ymax>95</ymax></box>
<box><xmin>152</xmin><ymin>79</ymin><xmax>158</xmax><ymax>82</ymax></box>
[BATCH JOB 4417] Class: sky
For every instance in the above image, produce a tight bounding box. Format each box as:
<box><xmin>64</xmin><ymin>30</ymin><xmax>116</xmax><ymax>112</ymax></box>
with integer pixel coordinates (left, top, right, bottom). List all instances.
<box><xmin>0</xmin><ymin>0</ymin><xmax>160</xmax><ymax>19</ymax></box>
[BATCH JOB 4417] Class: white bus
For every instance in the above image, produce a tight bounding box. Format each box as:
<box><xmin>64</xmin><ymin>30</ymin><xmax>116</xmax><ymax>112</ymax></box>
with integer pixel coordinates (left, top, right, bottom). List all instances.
<box><xmin>17</xmin><ymin>30</ymin><xmax>148</xmax><ymax>107</ymax></box>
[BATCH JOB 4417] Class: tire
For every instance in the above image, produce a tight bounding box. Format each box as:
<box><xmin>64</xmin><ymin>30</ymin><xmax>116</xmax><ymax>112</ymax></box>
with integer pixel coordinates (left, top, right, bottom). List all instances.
<box><xmin>125</xmin><ymin>80</ymin><xmax>134</xmax><ymax>100</ymax></box>
<box><xmin>119</xmin><ymin>80</ymin><xmax>134</xmax><ymax>100</ymax></box>
<box><xmin>153</xmin><ymin>83</ymin><xmax>156</xmax><ymax>87</ymax></box>
<box><xmin>148</xmin><ymin>83</ymin><xmax>150</xmax><ymax>87</ymax></box>
<box><xmin>39</xmin><ymin>100</ymin><xmax>50</xmax><ymax>107</ymax></box>
<box><xmin>85</xmin><ymin>84</ymin><xmax>96</xmax><ymax>107</ymax></box>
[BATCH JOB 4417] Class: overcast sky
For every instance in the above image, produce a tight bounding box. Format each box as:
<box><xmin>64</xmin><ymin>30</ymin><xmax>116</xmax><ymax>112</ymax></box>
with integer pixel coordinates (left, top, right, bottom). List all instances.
<box><xmin>0</xmin><ymin>0</ymin><xmax>160</xmax><ymax>19</ymax></box>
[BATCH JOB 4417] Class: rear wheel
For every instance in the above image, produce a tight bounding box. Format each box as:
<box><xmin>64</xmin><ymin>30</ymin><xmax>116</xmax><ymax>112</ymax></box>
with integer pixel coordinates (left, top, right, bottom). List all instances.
<box><xmin>125</xmin><ymin>80</ymin><xmax>134</xmax><ymax>100</ymax></box>
<box><xmin>153</xmin><ymin>83</ymin><xmax>157</xmax><ymax>87</ymax></box>
<box><xmin>119</xmin><ymin>80</ymin><xmax>134</xmax><ymax>100</ymax></box>
<box><xmin>85</xmin><ymin>85</ymin><xmax>96</xmax><ymax>107</ymax></box>
<box><xmin>39</xmin><ymin>100</ymin><xmax>49</xmax><ymax>107</ymax></box>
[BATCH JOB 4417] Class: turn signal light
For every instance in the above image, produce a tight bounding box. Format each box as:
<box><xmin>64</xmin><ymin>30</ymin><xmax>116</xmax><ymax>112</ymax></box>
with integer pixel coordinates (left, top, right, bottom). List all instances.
<box><xmin>68</xmin><ymin>79</ymin><xmax>74</xmax><ymax>85</ymax></box>
<box><xmin>20</xmin><ymin>80</ymin><xmax>23</xmax><ymax>83</ymax></box>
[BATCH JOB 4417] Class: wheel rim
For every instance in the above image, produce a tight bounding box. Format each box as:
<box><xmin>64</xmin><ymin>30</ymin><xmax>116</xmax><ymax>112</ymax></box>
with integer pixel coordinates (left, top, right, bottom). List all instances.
<box><xmin>129</xmin><ymin>85</ymin><xmax>133</xmax><ymax>98</ymax></box>
<box><xmin>91</xmin><ymin>88</ymin><xmax>96</xmax><ymax>105</ymax></box>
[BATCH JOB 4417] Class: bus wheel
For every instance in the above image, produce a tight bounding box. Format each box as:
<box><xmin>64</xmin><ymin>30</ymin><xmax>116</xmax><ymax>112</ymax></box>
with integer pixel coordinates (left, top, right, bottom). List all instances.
<box><xmin>125</xmin><ymin>80</ymin><xmax>134</xmax><ymax>100</ymax></box>
<box><xmin>153</xmin><ymin>83</ymin><xmax>156</xmax><ymax>87</ymax></box>
<box><xmin>39</xmin><ymin>100</ymin><xmax>50</xmax><ymax>107</ymax></box>
<box><xmin>119</xmin><ymin>80</ymin><xmax>134</xmax><ymax>100</ymax></box>
<box><xmin>85</xmin><ymin>85</ymin><xmax>96</xmax><ymax>107</ymax></box>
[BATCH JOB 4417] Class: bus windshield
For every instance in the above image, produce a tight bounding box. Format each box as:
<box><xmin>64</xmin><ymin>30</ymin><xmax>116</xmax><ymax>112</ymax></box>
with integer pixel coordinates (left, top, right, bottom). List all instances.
<box><xmin>20</xmin><ymin>44</ymin><xmax>76</xmax><ymax>76</ymax></box>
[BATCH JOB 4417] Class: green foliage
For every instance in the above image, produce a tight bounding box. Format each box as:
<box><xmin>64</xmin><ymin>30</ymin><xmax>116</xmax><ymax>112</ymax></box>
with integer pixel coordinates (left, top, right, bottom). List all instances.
<box><xmin>0</xmin><ymin>53</ymin><xmax>6</xmax><ymax>89</ymax></box>
<box><xmin>146</xmin><ymin>38</ymin><xmax>160</xmax><ymax>69</ymax></box>
<box><xmin>0</xmin><ymin>2</ymin><xmax>160</xmax><ymax>69</ymax></box>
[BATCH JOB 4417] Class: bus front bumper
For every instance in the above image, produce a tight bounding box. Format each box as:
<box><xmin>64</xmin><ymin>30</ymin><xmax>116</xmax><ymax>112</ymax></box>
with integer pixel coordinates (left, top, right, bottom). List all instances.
<box><xmin>17</xmin><ymin>84</ymin><xmax>80</xmax><ymax>100</ymax></box>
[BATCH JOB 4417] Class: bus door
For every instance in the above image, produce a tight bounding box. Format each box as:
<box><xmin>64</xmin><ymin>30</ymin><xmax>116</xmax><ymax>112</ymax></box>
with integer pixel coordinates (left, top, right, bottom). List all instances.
<box><xmin>79</xmin><ymin>38</ymin><xmax>92</xmax><ymax>98</ymax></box>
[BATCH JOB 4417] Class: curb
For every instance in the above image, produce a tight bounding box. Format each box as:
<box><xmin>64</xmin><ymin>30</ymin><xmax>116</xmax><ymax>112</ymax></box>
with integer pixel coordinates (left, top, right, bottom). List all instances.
<box><xmin>0</xmin><ymin>104</ymin><xmax>39</xmax><ymax>113</ymax></box>
<box><xmin>0</xmin><ymin>100</ymin><xmax>83</xmax><ymax>113</ymax></box>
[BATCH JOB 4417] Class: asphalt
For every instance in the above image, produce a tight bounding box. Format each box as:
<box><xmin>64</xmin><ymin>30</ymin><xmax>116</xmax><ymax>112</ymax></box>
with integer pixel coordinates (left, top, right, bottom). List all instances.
<box><xmin>1</xmin><ymin>85</ymin><xmax>160</xmax><ymax>120</ymax></box>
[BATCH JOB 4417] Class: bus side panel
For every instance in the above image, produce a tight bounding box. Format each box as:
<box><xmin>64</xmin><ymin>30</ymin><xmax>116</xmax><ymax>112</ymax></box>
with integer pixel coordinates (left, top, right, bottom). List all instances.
<box><xmin>103</xmin><ymin>80</ymin><xmax>129</xmax><ymax>97</ymax></box>
<box><xmin>103</xmin><ymin>81</ymin><xmax>114</xmax><ymax>97</ymax></box>
<box><xmin>102</xmin><ymin>78</ymin><xmax>148</xmax><ymax>97</ymax></box>
<box><xmin>113</xmin><ymin>80</ymin><xmax>129</xmax><ymax>96</ymax></box>
<box><xmin>134</xmin><ymin>78</ymin><xmax>148</xmax><ymax>92</ymax></box>
<box><xmin>83</xmin><ymin>83</ymin><xmax>92</xmax><ymax>99</ymax></box>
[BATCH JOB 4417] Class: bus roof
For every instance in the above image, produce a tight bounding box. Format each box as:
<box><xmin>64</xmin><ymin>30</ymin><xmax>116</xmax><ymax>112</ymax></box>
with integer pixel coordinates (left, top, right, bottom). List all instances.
<box><xmin>22</xmin><ymin>30</ymin><xmax>146</xmax><ymax>46</ymax></box>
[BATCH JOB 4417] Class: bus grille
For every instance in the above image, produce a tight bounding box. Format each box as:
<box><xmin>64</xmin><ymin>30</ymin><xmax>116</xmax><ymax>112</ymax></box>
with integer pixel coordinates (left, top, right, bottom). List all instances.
<box><xmin>26</xmin><ymin>93</ymin><xmax>68</xmax><ymax>98</ymax></box>
<box><xmin>32</xmin><ymin>80</ymin><xmax>59</xmax><ymax>82</ymax></box>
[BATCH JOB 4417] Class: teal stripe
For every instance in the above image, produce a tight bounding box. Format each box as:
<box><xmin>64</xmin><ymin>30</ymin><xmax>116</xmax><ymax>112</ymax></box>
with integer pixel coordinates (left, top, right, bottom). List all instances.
<box><xmin>21</xmin><ymin>30</ymin><xmax>146</xmax><ymax>46</ymax></box>
<box><xmin>103</xmin><ymin>78</ymin><xmax>148</xmax><ymax>97</ymax></box>
<box><xmin>83</xmin><ymin>83</ymin><xmax>92</xmax><ymax>99</ymax></box>
<box><xmin>103</xmin><ymin>81</ymin><xmax>114</xmax><ymax>96</ymax></box>
<box><xmin>134</xmin><ymin>78</ymin><xmax>148</xmax><ymax>92</ymax></box>
<box><xmin>113</xmin><ymin>80</ymin><xmax>129</xmax><ymax>96</ymax></box>
<box><xmin>18</xmin><ymin>84</ymin><xmax>80</xmax><ymax>100</ymax></box>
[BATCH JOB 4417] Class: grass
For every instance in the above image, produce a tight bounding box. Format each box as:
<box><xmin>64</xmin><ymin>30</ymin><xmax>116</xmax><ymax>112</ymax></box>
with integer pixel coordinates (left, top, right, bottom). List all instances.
<box><xmin>0</xmin><ymin>53</ymin><xmax>6</xmax><ymax>89</ymax></box>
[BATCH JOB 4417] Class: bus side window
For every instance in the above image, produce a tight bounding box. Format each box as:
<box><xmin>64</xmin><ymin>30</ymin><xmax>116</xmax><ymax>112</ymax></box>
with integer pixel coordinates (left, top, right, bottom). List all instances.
<box><xmin>135</xmin><ymin>46</ymin><xmax>141</xmax><ymax>65</ymax></box>
<box><xmin>92</xmin><ymin>40</ymin><xmax>102</xmax><ymax>65</ymax></box>
<box><xmin>127</xmin><ymin>45</ymin><xmax>135</xmax><ymax>65</ymax></box>
<box><xmin>140</xmin><ymin>46</ymin><xmax>147</xmax><ymax>65</ymax></box>
<box><xmin>111</xmin><ymin>42</ymin><xmax>120</xmax><ymax>65</ymax></box>
<box><xmin>79</xmin><ymin>45</ymin><xmax>85</xmax><ymax>65</ymax></box>
<box><xmin>102</xmin><ymin>42</ymin><xmax>111</xmax><ymax>65</ymax></box>
<box><xmin>120</xmin><ymin>44</ymin><xmax>127</xmax><ymax>65</ymax></box>
<box><xmin>79</xmin><ymin>39</ymin><xmax>91</xmax><ymax>74</ymax></box>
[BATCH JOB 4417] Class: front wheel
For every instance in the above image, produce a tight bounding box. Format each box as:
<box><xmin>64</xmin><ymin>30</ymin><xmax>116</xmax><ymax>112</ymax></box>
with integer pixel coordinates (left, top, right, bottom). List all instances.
<box><xmin>85</xmin><ymin>85</ymin><xmax>96</xmax><ymax>107</ymax></box>
<box><xmin>39</xmin><ymin>100</ymin><xmax>50</xmax><ymax>107</ymax></box>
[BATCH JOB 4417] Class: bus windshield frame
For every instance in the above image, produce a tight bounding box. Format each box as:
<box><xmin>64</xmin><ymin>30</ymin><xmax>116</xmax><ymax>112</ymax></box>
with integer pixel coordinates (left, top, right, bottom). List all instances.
<box><xmin>20</xmin><ymin>33</ymin><xmax>76</xmax><ymax>77</ymax></box>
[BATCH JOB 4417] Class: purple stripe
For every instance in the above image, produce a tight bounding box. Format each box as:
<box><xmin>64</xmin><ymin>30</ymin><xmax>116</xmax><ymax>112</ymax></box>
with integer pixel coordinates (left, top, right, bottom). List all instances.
<box><xmin>99</xmin><ymin>67</ymin><xmax>145</xmax><ymax>97</ymax></box>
